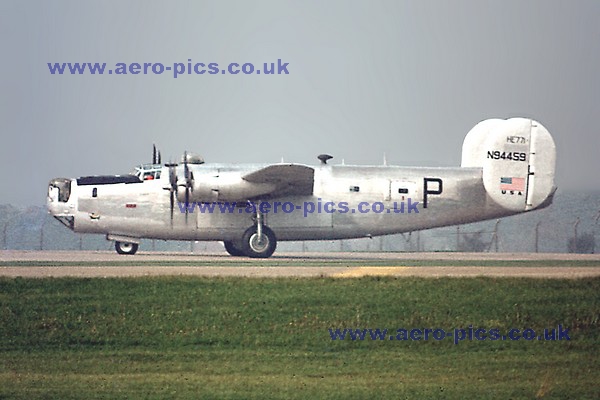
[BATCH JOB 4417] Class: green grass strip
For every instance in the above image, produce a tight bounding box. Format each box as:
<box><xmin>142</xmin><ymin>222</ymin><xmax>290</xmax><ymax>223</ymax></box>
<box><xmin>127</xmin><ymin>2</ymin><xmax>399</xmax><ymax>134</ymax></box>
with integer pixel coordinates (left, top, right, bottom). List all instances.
<box><xmin>0</xmin><ymin>276</ymin><xmax>598</xmax><ymax>399</ymax></box>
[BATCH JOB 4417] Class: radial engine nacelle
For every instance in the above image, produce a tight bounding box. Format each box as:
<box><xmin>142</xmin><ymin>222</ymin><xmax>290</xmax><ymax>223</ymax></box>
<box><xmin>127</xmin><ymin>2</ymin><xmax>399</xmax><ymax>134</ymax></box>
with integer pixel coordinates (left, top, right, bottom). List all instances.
<box><xmin>176</xmin><ymin>171</ymin><xmax>276</xmax><ymax>203</ymax></box>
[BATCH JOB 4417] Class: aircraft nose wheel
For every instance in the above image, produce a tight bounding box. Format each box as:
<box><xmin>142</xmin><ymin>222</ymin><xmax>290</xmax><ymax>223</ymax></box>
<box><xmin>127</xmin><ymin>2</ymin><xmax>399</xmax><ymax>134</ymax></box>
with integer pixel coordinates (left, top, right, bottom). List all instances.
<box><xmin>241</xmin><ymin>226</ymin><xmax>276</xmax><ymax>258</ymax></box>
<box><xmin>115</xmin><ymin>241</ymin><xmax>139</xmax><ymax>255</ymax></box>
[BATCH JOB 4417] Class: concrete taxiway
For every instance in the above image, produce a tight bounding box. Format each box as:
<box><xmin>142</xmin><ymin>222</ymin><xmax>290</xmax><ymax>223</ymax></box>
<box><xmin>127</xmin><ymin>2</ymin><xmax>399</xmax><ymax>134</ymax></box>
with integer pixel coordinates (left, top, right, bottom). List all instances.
<box><xmin>1</xmin><ymin>250</ymin><xmax>599</xmax><ymax>278</ymax></box>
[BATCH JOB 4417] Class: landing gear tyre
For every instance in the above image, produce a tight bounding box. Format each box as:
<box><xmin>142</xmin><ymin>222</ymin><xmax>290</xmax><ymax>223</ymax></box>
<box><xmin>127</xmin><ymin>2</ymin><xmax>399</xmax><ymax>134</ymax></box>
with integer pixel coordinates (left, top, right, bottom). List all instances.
<box><xmin>241</xmin><ymin>226</ymin><xmax>277</xmax><ymax>258</ymax></box>
<box><xmin>224</xmin><ymin>241</ymin><xmax>245</xmax><ymax>257</ymax></box>
<box><xmin>115</xmin><ymin>241</ymin><xmax>139</xmax><ymax>255</ymax></box>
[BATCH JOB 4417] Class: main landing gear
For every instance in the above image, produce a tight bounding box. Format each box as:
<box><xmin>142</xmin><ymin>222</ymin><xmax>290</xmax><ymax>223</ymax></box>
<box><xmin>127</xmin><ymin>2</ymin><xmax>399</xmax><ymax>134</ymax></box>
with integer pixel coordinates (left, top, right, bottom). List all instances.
<box><xmin>241</xmin><ymin>225</ymin><xmax>276</xmax><ymax>258</ymax></box>
<box><xmin>115</xmin><ymin>241</ymin><xmax>138</xmax><ymax>255</ymax></box>
<box><xmin>224</xmin><ymin>203</ymin><xmax>277</xmax><ymax>258</ymax></box>
<box><xmin>223</xmin><ymin>241</ymin><xmax>245</xmax><ymax>257</ymax></box>
<box><xmin>243</xmin><ymin>204</ymin><xmax>277</xmax><ymax>258</ymax></box>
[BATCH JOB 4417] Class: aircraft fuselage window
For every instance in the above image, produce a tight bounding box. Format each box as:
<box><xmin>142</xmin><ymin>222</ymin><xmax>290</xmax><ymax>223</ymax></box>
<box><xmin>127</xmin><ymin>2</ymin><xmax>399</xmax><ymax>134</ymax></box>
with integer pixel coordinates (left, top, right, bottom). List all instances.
<box><xmin>349</xmin><ymin>186</ymin><xmax>360</xmax><ymax>192</ymax></box>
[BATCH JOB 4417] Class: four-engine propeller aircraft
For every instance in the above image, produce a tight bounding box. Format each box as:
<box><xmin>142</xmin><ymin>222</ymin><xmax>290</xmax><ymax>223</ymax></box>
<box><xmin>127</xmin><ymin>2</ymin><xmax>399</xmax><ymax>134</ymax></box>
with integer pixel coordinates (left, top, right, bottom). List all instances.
<box><xmin>47</xmin><ymin>117</ymin><xmax>556</xmax><ymax>258</ymax></box>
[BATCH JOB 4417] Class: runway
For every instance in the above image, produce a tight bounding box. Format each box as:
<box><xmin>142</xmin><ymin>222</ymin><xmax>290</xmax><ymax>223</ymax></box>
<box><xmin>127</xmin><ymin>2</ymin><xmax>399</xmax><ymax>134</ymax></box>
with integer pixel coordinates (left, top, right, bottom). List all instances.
<box><xmin>2</xmin><ymin>250</ymin><xmax>600</xmax><ymax>278</ymax></box>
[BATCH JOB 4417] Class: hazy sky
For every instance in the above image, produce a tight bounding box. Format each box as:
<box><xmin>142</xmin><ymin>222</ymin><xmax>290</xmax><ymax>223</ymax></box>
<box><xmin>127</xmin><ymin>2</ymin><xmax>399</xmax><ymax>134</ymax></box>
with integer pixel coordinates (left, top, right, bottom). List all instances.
<box><xmin>1</xmin><ymin>0</ymin><xmax>599</xmax><ymax>206</ymax></box>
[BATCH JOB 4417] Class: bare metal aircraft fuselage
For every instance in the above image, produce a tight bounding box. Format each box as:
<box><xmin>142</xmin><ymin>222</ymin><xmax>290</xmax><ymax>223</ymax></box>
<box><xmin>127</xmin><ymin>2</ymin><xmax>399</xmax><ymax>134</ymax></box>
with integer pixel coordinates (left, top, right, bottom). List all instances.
<box><xmin>47</xmin><ymin>118</ymin><xmax>557</xmax><ymax>257</ymax></box>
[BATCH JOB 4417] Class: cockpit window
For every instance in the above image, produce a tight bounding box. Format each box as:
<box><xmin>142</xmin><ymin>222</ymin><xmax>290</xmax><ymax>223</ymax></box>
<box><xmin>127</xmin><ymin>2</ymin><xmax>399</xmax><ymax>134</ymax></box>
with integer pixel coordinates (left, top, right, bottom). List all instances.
<box><xmin>132</xmin><ymin>164</ymin><xmax>162</xmax><ymax>181</ymax></box>
<box><xmin>48</xmin><ymin>178</ymin><xmax>71</xmax><ymax>202</ymax></box>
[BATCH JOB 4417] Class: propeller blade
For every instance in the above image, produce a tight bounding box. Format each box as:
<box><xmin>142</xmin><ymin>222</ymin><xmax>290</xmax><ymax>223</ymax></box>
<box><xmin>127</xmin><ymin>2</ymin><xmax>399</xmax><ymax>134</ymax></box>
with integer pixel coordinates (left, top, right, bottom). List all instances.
<box><xmin>183</xmin><ymin>151</ymin><xmax>189</xmax><ymax>178</ymax></box>
<box><xmin>170</xmin><ymin>190</ymin><xmax>174</xmax><ymax>222</ymax></box>
<box><xmin>185</xmin><ymin>184</ymin><xmax>190</xmax><ymax>223</ymax></box>
<box><xmin>183</xmin><ymin>151</ymin><xmax>190</xmax><ymax>223</ymax></box>
<box><xmin>153</xmin><ymin>144</ymin><xmax>157</xmax><ymax>164</ymax></box>
<box><xmin>183</xmin><ymin>151</ymin><xmax>194</xmax><ymax>190</ymax></box>
<box><xmin>168</xmin><ymin>163</ymin><xmax>177</xmax><ymax>223</ymax></box>
<box><xmin>157</xmin><ymin>151</ymin><xmax>161</xmax><ymax>165</ymax></box>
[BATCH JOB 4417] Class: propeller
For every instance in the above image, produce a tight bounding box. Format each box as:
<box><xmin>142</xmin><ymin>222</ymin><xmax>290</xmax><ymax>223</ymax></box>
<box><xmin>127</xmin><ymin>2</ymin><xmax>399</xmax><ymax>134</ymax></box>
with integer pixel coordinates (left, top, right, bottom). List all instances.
<box><xmin>164</xmin><ymin>151</ymin><xmax>194</xmax><ymax>225</ymax></box>
<box><xmin>182</xmin><ymin>151</ymin><xmax>194</xmax><ymax>223</ymax></box>
<box><xmin>167</xmin><ymin>162</ymin><xmax>177</xmax><ymax>224</ymax></box>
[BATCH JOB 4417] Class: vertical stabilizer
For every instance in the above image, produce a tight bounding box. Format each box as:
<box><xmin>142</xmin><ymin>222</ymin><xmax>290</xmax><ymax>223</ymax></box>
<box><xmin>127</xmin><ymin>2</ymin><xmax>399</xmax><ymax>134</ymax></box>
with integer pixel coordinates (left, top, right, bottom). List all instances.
<box><xmin>462</xmin><ymin>117</ymin><xmax>556</xmax><ymax>212</ymax></box>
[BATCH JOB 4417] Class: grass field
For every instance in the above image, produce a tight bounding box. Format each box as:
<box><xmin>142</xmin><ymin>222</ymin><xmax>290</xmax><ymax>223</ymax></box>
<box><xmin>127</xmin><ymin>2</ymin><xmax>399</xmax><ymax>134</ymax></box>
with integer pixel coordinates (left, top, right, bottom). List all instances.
<box><xmin>0</xmin><ymin>276</ymin><xmax>598</xmax><ymax>399</ymax></box>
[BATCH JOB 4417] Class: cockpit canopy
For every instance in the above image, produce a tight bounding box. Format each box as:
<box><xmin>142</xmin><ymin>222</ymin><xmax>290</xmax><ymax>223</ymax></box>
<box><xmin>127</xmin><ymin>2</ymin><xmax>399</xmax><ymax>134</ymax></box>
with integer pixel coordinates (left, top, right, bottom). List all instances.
<box><xmin>131</xmin><ymin>164</ymin><xmax>162</xmax><ymax>180</ymax></box>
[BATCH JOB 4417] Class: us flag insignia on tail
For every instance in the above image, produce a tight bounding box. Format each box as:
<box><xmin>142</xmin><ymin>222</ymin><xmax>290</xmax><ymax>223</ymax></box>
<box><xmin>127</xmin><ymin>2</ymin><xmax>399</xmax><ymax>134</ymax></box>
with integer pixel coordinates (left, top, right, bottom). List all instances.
<box><xmin>500</xmin><ymin>177</ymin><xmax>525</xmax><ymax>191</ymax></box>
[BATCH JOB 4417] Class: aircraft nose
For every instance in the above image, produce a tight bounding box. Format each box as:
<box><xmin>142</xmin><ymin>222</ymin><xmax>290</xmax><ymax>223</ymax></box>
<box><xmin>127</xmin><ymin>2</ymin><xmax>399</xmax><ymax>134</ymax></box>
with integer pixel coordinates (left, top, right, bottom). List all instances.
<box><xmin>47</xmin><ymin>178</ymin><xmax>76</xmax><ymax>230</ymax></box>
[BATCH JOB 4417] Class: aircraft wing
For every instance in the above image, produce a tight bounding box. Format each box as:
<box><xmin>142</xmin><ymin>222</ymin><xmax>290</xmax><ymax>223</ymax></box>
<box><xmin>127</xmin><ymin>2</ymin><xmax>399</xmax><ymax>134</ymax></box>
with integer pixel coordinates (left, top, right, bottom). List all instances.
<box><xmin>242</xmin><ymin>164</ymin><xmax>314</xmax><ymax>197</ymax></box>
